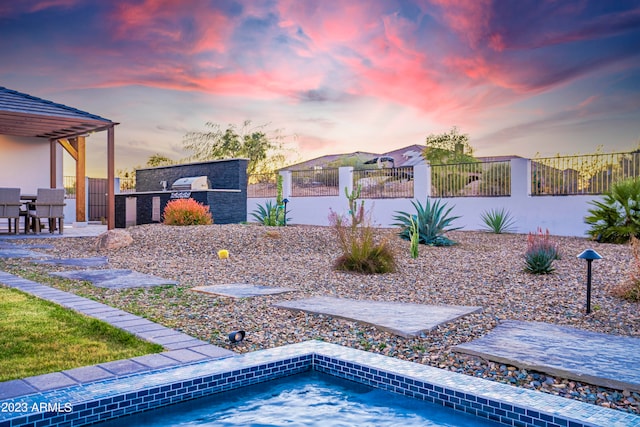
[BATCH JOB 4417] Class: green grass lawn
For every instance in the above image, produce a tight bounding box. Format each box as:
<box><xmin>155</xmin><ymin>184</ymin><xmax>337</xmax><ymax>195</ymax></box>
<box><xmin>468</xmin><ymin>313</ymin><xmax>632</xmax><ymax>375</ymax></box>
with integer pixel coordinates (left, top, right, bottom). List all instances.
<box><xmin>0</xmin><ymin>286</ymin><xmax>163</xmax><ymax>382</ymax></box>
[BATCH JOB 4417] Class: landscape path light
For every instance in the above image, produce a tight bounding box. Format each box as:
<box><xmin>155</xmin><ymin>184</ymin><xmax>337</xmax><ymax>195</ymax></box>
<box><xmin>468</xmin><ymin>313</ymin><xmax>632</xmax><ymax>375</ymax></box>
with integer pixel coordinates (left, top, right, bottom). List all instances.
<box><xmin>282</xmin><ymin>198</ymin><xmax>289</xmax><ymax>226</ymax></box>
<box><xmin>577</xmin><ymin>249</ymin><xmax>603</xmax><ymax>314</ymax></box>
<box><xmin>228</xmin><ymin>330</ymin><xmax>245</xmax><ymax>343</ymax></box>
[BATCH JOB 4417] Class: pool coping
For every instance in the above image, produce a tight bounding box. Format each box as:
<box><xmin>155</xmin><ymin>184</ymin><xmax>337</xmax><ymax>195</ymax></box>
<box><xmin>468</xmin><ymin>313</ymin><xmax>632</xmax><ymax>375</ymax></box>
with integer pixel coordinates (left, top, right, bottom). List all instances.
<box><xmin>1</xmin><ymin>341</ymin><xmax>638</xmax><ymax>427</ymax></box>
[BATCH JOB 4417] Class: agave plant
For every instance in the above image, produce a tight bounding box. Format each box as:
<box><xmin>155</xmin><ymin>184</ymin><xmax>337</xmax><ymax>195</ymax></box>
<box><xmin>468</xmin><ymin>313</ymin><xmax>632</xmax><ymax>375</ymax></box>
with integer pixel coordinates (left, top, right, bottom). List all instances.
<box><xmin>523</xmin><ymin>249</ymin><xmax>556</xmax><ymax>274</ymax></box>
<box><xmin>480</xmin><ymin>208</ymin><xmax>516</xmax><ymax>234</ymax></box>
<box><xmin>584</xmin><ymin>177</ymin><xmax>640</xmax><ymax>243</ymax></box>
<box><xmin>393</xmin><ymin>199</ymin><xmax>461</xmax><ymax>246</ymax></box>
<box><xmin>250</xmin><ymin>201</ymin><xmax>291</xmax><ymax>226</ymax></box>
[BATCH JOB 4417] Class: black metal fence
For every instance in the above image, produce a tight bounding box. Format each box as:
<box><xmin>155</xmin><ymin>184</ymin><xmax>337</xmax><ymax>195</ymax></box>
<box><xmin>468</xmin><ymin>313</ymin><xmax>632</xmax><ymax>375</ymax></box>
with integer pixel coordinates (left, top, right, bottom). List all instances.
<box><xmin>431</xmin><ymin>160</ymin><xmax>511</xmax><ymax>197</ymax></box>
<box><xmin>532</xmin><ymin>152</ymin><xmax>640</xmax><ymax>195</ymax></box>
<box><xmin>247</xmin><ymin>173</ymin><xmax>278</xmax><ymax>198</ymax></box>
<box><xmin>290</xmin><ymin>169</ymin><xmax>340</xmax><ymax>197</ymax></box>
<box><xmin>352</xmin><ymin>166</ymin><xmax>414</xmax><ymax>198</ymax></box>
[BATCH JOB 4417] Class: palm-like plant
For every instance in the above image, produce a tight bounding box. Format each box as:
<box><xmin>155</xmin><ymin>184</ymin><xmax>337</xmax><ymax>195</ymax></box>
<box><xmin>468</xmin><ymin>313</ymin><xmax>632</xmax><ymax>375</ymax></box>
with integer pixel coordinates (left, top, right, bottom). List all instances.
<box><xmin>584</xmin><ymin>177</ymin><xmax>640</xmax><ymax>243</ymax></box>
<box><xmin>393</xmin><ymin>199</ymin><xmax>461</xmax><ymax>246</ymax></box>
<box><xmin>480</xmin><ymin>208</ymin><xmax>516</xmax><ymax>234</ymax></box>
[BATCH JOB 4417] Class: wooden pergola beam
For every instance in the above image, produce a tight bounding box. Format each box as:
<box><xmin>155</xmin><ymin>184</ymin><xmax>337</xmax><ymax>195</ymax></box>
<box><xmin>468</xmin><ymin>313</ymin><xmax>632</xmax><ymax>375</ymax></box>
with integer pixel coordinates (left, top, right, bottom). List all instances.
<box><xmin>107</xmin><ymin>126</ymin><xmax>115</xmax><ymax>230</ymax></box>
<box><xmin>75</xmin><ymin>136</ymin><xmax>86</xmax><ymax>222</ymax></box>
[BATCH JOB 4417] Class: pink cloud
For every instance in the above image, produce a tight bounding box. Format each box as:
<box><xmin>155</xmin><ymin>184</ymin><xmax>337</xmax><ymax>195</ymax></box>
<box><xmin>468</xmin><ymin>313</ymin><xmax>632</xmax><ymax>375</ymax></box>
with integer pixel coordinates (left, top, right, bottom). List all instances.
<box><xmin>429</xmin><ymin>0</ymin><xmax>493</xmax><ymax>49</ymax></box>
<box><xmin>109</xmin><ymin>0</ymin><xmax>230</xmax><ymax>54</ymax></box>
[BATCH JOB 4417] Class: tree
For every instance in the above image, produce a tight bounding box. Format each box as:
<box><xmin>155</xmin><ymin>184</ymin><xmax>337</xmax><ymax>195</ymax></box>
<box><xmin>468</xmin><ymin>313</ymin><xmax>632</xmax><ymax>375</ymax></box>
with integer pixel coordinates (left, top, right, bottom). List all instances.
<box><xmin>423</xmin><ymin>126</ymin><xmax>476</xmax><ymax>165</ymax></box>
<box><xmin>183</xmin><ymin>120</ymin><xmax>289</xmax><ymax>175</ymax></box>
<box><xmin>146</xmin><ymin>154</ymin><xmax>174</xmax><ymax>167</ymax></box>
<box><xmin>424</xmin><ymin>126</ymin><xmax>478</xmax><ymax>196</ymax></box>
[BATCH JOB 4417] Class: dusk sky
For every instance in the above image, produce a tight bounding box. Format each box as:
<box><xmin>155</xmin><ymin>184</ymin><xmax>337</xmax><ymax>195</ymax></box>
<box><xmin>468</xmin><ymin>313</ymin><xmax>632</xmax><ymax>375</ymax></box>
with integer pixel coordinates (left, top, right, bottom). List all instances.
<box><xmin>1</xmin><ymin>0</ymin><xmax>640</xmax><ymax>176</ymax></box>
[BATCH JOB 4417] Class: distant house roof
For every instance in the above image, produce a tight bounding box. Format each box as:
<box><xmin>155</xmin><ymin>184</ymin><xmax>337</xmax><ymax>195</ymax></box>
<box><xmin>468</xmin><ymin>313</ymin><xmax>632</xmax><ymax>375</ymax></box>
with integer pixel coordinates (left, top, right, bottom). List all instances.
<box><xmin>0</xmin><ymin>86</ymin><xmax>115</xmax><ymax>139</ymax></box>
<box><xmin>283</xmin><ymin>144</ymin><xmax>426</xmax><ymax>170</ymax></box>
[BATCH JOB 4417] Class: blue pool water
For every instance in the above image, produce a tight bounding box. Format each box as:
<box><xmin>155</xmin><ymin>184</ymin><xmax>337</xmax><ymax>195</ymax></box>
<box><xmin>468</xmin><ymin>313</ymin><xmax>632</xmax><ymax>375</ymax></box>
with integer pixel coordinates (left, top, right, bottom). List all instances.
<box><xmin>94</xmin><ymin>372</ymin><xmax>500</xmax><ymax>426</ymax></box>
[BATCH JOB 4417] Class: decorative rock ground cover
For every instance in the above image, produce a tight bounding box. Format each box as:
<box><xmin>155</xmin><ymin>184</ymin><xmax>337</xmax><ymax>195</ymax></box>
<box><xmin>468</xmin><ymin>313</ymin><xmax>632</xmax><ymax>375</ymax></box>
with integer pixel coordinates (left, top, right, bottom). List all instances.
<box><xmin>0</xmin><ymin>223</ymin><xmax>638</xmax><ymax>414</ymax></box>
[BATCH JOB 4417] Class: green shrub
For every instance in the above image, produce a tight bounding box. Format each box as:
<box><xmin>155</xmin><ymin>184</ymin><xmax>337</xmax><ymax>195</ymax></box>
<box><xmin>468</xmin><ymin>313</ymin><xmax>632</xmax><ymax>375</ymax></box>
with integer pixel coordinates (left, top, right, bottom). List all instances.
<box><xmin>393</xmin><ymin>199</ymin><xmax>461</xmax><ymax>246</ymax></box>
<box><xmin>250</xmin><ymin>201</ymin><xmax>291</xmax><ymax>226</ymax></box>
<box><xmin>585</xmin><ymin>177</ymin><xmax>640</xmax><ymax>243</ymax></box>
<box><xmin>329</xmin><ymin>186</ymin><xmax>396</xmax><ymax>274</ymax></box>
<box><xmin>162</xmin><ymin>199</ymin><xmax>212</xmax><ymax>225</ymax></box>
<box><xmin>409</xmin><ymin>216</ymin><xmax>419</xmax><ymax>259</ymax></box>
<box><xmin>480</xmin><ymin>208</ymin><xmax>516</xmax><ymax>233</ymax></box>
<box><xmin>524</xmin><ymin>228</ymin><xmax>559</xmax><ymax>274</ymax></box>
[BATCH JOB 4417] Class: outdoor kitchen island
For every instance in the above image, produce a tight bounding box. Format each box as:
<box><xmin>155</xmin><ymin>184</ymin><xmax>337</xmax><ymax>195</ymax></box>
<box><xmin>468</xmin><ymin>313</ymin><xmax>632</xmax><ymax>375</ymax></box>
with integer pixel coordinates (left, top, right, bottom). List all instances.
<box><xmin>115</xmin><ymin>159</ymin><xmax>248</xmax><ymax>228</ymax></box>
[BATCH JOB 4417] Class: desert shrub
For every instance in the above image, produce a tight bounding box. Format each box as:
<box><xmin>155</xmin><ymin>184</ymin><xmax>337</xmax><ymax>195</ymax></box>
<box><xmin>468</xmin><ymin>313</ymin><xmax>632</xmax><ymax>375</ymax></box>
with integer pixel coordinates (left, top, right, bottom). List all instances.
<box><xmin>330</xmin><ymin>186</ymin><xmax>396</xmax><ymax>274</ymax></box>
<box><xmin>250</xmin><ymin>175</ymin><xmax>291</xmax><ymax>226</ymax></box>
<box><xmin>163</xmin><ymin>198</ymin><xmax>212</xmax><ymax>226</ymax></box>
<box><xmin>584</xmin><ymin>177</ymin><xmax>640</xmax><ymax>243</ymax></box>
<box><xmin>612</xmin><ymin>236</ymin><xmax>640</xmax><ymax>301</ymax></box>
<box><xmin>250</xmin><ymin>201</ymin><xmax>291</xmax><ymax>226</ymax></box>
<box><xmin>480</xmin><ymin>208</ymin><xmax>516</xmax><ymax>233</ymax></box>
<box><xmin>409</xmin><ymin>216</ymin><xmax>419</xmax><ymax>259</ymax></box>
<box><xmin>524</xmin><ymin>227</ymin><xmax>559</xmax><ymax>274</ymax></box>
<box><xmin>393</xmin><ymin>199</ymin><xmax>461</xmax><ymax>246</ymax></box>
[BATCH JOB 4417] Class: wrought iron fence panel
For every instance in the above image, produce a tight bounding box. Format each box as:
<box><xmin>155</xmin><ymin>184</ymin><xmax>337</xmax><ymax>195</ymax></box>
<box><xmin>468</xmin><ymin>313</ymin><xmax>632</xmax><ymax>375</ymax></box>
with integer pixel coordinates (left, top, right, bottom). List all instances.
<box><xmin>531</xmin><ymin>152</ymin><xmax>640</xmax><ymax>195</ymax></box>
<box><xmin>290</xmin><ymin>169</ymin><xmax>340</xmax><ymax>197</ymax></box>
<box><xmin>431</xmin><ymin>161</ymin><xmax>511</xmax><ymax>197</ymax></box>
<box><xmin>63</xmin><ymin>176</ymin><xmax>76</xmax><ymax>199</ymax></box>
<box><xmin>353</xmin><ymin>166</ymin><xmax>414</xmax><ymax>198</ymax></box>
<box><xmin>247</xmin><ymin>173</ymin><xmax>278</xmax><ymax>198</ymax></box>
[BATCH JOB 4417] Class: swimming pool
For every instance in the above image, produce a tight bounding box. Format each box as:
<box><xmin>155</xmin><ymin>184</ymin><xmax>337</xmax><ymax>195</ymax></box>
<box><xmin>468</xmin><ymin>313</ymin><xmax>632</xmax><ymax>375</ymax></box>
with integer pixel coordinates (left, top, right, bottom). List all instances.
<box><xmin>1</xmin><ymin>341</ymin><xmax>637</xmax><ymax>427</ymax></box>
<box><xmin>93</xmin><ymin>371</ymin><xmax>501</xmax><ymax>426</ymax></box>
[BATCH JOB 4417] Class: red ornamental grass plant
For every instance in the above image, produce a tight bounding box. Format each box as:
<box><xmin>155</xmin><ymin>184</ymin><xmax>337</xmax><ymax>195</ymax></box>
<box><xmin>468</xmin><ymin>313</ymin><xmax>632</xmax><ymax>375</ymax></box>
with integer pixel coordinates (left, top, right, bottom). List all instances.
<box><xmin>163</xmin><ymin>198</ymin><xmax>213</xmax><ymax>226</ymax></box>
<box><xmin>329</xmin><ymin>186</ymin><xmax>395</xmax><ymax>274</ymax></box>
<box><xmin>612</xmin><ymin>236</ymin><xmax>640</xmax><ymax>301</ymax></box>
<box><xmin>524</xmin><ymin>227</ymin><xmax>560</xmax><ymax>274</ymax></box>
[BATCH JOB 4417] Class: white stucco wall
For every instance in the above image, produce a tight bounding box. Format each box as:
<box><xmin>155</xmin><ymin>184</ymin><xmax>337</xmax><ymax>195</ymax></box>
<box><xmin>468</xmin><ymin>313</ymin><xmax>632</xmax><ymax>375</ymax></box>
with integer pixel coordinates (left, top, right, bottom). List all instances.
<box><xmin>0</xmin><ymin>135</ymin><xmax>63</xmax><ymax>193</ymax></box>
<box><xmin>247</xmin><ymin>162</ymin><xmax>602</xmax><ymax>238</ymax></box>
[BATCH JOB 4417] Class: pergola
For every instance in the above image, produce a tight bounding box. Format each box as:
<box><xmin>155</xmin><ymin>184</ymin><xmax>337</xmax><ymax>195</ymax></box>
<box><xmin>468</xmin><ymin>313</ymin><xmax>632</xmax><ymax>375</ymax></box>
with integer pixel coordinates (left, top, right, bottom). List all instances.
<box><xmin>0</xmin><ymin>86</ymin><xmax>118</xmax><ymax>229</ymax></box>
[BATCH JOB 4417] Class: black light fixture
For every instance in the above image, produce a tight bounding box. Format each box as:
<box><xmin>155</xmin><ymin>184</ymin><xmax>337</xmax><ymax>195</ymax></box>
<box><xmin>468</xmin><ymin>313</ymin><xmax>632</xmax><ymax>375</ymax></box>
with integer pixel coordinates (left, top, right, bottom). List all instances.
<box><xmin>282</xmin><ymin>198</ymin><xmax>289</xmax><ymax>226</ymax></box>
<box><xmin>577</xmin><ymin>249</ymin><xmax>603</xmax><ymax>314</ymax></box>
<box><xmin>228</xmin><ymin>330</ymin><xmax>245</xmax><ymax>343</ymax></box>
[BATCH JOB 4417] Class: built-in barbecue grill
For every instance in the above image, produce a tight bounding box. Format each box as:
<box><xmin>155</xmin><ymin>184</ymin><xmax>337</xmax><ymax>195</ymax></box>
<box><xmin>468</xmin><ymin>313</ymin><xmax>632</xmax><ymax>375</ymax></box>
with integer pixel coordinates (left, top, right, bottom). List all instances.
<box><xmin>171</xmin><ymin>176</ymin><xmax>210</xmax><ymax>191</ymax></box>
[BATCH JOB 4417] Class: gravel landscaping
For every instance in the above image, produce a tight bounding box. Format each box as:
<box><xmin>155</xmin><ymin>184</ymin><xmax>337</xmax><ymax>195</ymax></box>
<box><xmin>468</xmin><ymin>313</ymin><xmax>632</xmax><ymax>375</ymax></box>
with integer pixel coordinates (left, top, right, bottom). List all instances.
<box><xmin>1</xmin><ymin>223</ymin><xmax>639</xmax><ymax>414</ymax></box>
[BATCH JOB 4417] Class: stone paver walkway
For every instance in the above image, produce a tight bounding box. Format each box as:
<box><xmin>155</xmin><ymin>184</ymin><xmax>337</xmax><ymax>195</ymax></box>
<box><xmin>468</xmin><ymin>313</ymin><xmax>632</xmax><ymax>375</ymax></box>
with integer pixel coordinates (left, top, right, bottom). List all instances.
<box><xmin>454</xmin><ymin>320</ymin><xmax>640</xmax><ymax>393</ymax></box>
<box><xmin>0</xmin><ymin>271</ymin><xmax>234</xmax><ymax>400</ymax></box>
<box><xmin>192</xmin><ymin>283</ymin><xmax>295</xmax><ymax>298</ymax></box>
<box><xmin>274</xmin><ymin>296</ymin><xmax>482</xmax><ymax>337</ymax></box>
<box><xmin>34</xmin><ymin>256</ymin><xmax>109</xmax><ymax>268</ymax></box>
<box><xmin>50</xmin><ymin>268</ymin><xmax>177</xmax><ymax>289</ymax></box>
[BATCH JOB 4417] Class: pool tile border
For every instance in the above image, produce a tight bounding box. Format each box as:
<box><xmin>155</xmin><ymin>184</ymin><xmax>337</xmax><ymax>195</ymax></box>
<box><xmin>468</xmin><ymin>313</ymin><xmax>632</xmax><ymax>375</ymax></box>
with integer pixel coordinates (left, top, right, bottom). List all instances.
<box><xmin>1</xmin><ymin>341</ymin><xmax>637</xmax><ymax>427</ymax></box>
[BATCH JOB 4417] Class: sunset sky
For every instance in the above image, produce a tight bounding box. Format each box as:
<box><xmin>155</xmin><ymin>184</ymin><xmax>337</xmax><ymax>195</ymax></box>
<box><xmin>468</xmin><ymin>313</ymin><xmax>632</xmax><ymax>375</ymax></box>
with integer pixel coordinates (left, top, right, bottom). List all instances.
<box><xmin>1</xmin><ymin>0</ymin><xmax>639</xmax><ymax>176</ymax></box>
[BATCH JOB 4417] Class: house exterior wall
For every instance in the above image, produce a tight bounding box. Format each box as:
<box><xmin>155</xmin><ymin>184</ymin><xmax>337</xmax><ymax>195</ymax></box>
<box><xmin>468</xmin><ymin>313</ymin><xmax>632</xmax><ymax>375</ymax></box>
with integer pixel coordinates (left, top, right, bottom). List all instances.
<box><xmin>1</xmin><ymin>135</ymin><xmax>73</xmax><ymax>223</ymax></box>
<box><xmin>247</xmin><ymin>161</ymin><xmax>601</xmax><ymax>238</ymax></box>
<box><xmin>0</xmin><ymin>135</ymin><xmax>63</xmax><ymax>193</ymax></box>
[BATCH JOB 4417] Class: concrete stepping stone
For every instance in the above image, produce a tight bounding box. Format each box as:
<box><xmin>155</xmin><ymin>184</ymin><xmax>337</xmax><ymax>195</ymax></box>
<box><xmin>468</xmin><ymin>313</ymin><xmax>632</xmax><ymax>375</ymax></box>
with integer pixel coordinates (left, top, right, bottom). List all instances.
<box><xmin>49</xmin><ymin>269</ymin><xmax>177</xmax><ymax>289</ymax></box>
<box><xmin>34</xmin><ymin>256</ymin><xmax>109</xmax><ymax>268</ymax></box>
<box><xmin>0</xmin><ymin>248</ymin><xmax>51</xmax><ymax>259</ymax></box>
<box><xmin>274</xmin><ymin>296</ymin><xmax>482</xmax><ymax>337</ymax></box>
<box><xmin>454</xmin><ymin>320</ymin><xmax>640</xmax><ymax>392</ymax></box>
<box><xmin>192</xmin><ymin>283</ymin><xmax>294</xmax><ymax>298</ymax></box>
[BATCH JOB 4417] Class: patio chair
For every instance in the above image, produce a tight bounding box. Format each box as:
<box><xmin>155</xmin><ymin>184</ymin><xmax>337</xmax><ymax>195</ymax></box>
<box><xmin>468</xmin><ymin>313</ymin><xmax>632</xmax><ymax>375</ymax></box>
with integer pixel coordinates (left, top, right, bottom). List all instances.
<box><xmin>27</xmin><ymin>188</ymin><xmax>65</xmax><ymax>234</ymax></box>
<box><xmin>0</xmin><ymin>187</ymin><xmax>21</xmax><ymax>234</ymax></box>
